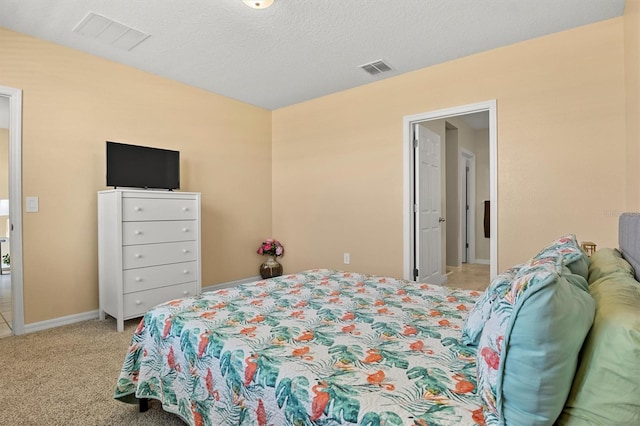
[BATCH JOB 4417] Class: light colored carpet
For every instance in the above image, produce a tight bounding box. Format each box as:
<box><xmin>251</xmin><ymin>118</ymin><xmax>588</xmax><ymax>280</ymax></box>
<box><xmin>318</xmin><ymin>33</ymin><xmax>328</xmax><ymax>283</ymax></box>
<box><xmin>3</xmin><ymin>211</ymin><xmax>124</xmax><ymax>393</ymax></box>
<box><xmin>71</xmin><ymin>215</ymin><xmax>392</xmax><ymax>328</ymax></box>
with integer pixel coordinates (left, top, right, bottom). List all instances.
<box><xmin>0</xmin><ymin>318</ymin><xmax>185</xmax><ymax>425</ymax></box>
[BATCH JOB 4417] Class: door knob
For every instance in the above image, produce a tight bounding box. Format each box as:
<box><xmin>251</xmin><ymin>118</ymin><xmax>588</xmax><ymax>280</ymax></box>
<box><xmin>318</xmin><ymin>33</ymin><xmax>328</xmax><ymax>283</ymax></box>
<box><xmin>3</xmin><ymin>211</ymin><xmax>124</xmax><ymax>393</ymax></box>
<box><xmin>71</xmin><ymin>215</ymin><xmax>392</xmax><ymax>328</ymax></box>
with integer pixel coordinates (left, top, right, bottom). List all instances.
<box><xmin>439</xmin><ymin>217</ymin><xmax>446</xmax><ymax>223</ymax></box>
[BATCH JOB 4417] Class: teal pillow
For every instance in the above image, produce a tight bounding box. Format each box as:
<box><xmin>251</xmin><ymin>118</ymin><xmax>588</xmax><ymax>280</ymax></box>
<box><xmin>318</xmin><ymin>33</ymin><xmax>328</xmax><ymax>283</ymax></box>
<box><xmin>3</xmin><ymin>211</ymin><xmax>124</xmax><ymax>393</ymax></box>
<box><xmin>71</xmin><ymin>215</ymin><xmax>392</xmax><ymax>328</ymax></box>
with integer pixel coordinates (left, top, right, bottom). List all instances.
<box><xmin>587</xmin><ymin>247</ymin><xmax>634</xmax><ymax>284</ymax></box>
<box><xmin>562</xmin><ymin>266</ymin><xmax>590</xmax><ymax>292</ymax></box>
<box><xmin>558</xmin><ymin>272</ymin><xmax>640</xmax><ymax>425</ymax></box>
<box><xmin>477</xmin><ymin>253</ymin><xmax>595</xmax><ymax>425</ymax></box>
<box><xmin>535</xmin><ymin>234</ymin><xmax>589</xmax><ymax>279</ymax></box>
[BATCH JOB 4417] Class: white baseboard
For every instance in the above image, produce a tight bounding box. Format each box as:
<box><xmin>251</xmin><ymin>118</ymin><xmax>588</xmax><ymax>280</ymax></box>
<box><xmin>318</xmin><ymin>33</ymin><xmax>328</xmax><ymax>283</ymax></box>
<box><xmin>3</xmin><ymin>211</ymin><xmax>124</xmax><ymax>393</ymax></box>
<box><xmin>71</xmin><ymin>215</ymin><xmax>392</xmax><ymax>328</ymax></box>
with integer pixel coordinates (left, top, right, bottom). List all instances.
<box><xmin>22</xmin><ymin>276</ymin><xmax>263</xmax><ymax>335</ymax></box>
<box><xmin>24</xmin><ymin>309</ymin><xmax>99</xmax><ymax>334</ymax></box>
<box><xmin>201</xmin><ymin>275</ymin><xmax>261</xmax><ymax>293</ymax></box>
<box><xmin>474</xmin><ymin>259</ymin><xmax>490</xmax><ymax>265</ymax></box>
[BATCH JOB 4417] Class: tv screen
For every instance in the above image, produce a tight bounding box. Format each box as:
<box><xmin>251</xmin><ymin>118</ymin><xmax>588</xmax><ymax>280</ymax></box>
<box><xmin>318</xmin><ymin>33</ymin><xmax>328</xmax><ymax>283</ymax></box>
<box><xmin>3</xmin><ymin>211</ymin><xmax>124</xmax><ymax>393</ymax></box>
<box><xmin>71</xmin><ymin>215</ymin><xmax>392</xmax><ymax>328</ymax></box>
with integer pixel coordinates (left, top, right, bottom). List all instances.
<box><xmin>106</xmin><ymin>141</ymin><xmax>180</xmax><ymax>190</ymax></box>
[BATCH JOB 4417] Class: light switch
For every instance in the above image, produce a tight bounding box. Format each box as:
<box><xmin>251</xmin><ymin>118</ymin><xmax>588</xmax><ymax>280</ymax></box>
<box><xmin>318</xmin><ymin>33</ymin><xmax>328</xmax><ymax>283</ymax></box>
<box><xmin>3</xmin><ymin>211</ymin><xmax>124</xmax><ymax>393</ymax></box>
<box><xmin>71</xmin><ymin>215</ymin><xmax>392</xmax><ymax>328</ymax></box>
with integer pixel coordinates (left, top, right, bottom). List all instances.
<box><xmin>26</xmin><ymin>196</ymin><xmax>39</xmax><ymax>213</ymax></box>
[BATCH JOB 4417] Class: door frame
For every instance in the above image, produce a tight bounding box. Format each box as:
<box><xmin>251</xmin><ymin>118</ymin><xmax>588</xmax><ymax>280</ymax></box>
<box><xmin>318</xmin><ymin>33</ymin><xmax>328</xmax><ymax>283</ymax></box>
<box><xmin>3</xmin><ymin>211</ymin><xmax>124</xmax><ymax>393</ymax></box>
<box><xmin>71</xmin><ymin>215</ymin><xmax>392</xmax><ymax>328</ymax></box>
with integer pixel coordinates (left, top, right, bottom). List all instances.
<box><xmin>0</xmin><ymin>85</ymin><xmax>24</xmax><ymax>335</ymax></box>
<box><xmin>403</xmin><ymin>100</ymin><xmax>497</xmax><ymax>281</ymax></box>
<box><xmin>460</xmin><ymin>148</ymin><xmax>476</xmax><ymax>264</ymax></box>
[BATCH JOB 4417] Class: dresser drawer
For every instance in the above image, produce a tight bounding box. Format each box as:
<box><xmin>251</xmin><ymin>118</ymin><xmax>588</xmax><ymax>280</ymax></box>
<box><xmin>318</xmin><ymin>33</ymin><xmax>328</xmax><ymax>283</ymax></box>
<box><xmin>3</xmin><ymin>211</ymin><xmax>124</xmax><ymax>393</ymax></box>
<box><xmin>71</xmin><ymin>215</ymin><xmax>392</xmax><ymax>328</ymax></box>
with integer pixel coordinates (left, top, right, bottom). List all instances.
<box><xmin>123</xmin><ymin>261</ymin><xmax>197</xmax><ymax>293</ymax></box>
<box><xmin>122</xmin><ymin>197</ymin><xmax>198</xmax><ymax>221</ymax></box>
<box><xmin>122</xmin><ymin>241</ymin><xmax>197</xmax><ymax>269</ymax></box>
<box><xmin>123</xmin><ymin>281</ymin><xmax>198</xmax><ymax>318</ymax></box>
<box><xmin>122</xmin><ymin>220</ymin><xmax>197</xmax><ymax>246</ymax></box>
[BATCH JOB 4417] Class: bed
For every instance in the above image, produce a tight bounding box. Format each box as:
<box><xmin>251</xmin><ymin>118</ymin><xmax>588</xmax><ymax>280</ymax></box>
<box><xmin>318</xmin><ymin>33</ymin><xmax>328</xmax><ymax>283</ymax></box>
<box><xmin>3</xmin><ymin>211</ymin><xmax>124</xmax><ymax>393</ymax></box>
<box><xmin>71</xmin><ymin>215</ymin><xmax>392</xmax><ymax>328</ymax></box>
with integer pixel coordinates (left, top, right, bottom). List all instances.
<box><xmin>115</xmin><ymin>270</ymin><xmax>484</xmax><ymax>425</ymax></box>
<box><xmin>115</xmin><ymin>214</ymin><xmax>640</xmax><ymax>425</ymax></box>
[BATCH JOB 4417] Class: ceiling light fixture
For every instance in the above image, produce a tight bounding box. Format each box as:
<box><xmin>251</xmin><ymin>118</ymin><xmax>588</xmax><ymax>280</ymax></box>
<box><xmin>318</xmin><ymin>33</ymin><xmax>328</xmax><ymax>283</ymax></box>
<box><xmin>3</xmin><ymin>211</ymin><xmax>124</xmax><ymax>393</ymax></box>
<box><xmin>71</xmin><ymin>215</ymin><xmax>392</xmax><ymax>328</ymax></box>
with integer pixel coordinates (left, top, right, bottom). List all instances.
<box><xmin>242</xmin><ymin>0</ymin><xmax>274</xmax><ymax>9</ymax></box>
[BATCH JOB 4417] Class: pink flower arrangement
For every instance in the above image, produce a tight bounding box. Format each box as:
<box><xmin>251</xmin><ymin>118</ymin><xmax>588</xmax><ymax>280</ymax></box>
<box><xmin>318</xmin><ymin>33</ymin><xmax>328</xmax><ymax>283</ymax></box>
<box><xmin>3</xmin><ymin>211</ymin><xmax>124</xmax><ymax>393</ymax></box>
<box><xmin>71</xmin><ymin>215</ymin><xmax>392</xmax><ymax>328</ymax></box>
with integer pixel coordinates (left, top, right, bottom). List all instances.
<box><xmin>257</xmin><ymin>238</ymin><xmax>285</xmax><ymax>257</ymax></box>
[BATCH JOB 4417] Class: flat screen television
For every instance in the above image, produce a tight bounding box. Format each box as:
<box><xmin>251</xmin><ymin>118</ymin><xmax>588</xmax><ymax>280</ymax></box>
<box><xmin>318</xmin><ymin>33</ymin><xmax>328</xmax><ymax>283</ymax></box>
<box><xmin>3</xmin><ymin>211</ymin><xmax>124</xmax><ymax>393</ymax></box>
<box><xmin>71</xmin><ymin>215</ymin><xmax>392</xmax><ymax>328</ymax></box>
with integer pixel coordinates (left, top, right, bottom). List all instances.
<box><xmin>106</xmin><ymin>141</ymin><xmax>180</xmax><ymax>190</ymax></box>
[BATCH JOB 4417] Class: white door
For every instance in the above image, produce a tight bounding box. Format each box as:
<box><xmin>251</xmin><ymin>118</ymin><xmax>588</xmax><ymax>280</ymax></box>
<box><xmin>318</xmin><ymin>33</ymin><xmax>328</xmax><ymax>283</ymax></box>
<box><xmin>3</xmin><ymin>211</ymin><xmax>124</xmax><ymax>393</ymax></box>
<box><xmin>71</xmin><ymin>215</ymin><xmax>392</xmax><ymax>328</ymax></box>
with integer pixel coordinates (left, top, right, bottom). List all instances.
<box><xmin>414</xmin><ymin>124</ymin><xmax>444</xmax><ymax>284</ymax></box>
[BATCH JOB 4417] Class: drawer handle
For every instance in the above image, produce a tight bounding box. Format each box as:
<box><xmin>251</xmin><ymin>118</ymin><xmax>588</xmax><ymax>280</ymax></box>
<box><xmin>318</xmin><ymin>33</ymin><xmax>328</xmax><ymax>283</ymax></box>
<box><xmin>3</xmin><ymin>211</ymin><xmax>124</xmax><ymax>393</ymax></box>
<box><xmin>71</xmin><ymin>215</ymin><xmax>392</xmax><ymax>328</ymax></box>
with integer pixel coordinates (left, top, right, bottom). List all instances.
<box><xmin>183</xmin><ymin>291</ymin><xmax>190</xmax><ymax>296</ymax></box>
<box><xmin>182</xmin><ymin>249</ymin><xmax>189</xmax><ymax>254</ymax></box>
<box><xmin>134</xmin><ymin>230</ymin><xmax>142</xmax><ymax>235</ymax></box>
<box><xmin>182</xmin><ymin>228</ymin><xmax>189</xmax><ymax>232</ymax></box>
<box><xmin>135</xmin><ymin>253</ymin><xmax>142</xmax><ymax>259</ymax></box>
<box><xmin>135</xmin><ymin>277</ymin><xmax>142</xmax><ymax>282</ymax></box>
<box><xmin>182</xmin><ymin>207</ymin><xmax>189</xmax><ymax>212</ymax></box>
<box><xmin>183</xmin><ymin>270</ymin><xmax>189</xmax><ymax>274</ymax></box>
<box><xmin>135</xmin><ymin>300</ymin><xmax>142</xmax><ymax>305</ymax></box>
<box><xmin>134</xmin><ymin>207</ymin><xmax>142</xmax><ymax>212</ymax></box>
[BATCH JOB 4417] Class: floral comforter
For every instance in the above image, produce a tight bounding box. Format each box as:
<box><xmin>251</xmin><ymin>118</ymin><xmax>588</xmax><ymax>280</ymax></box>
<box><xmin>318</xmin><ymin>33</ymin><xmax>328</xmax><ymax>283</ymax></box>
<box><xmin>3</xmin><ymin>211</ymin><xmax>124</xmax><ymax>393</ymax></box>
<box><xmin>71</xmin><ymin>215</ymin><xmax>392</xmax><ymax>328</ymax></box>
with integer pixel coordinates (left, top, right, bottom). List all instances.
<box><xmin>115</xmin><ymin>270</ymin><xmax>484</xmax><ymax>425</ymax></box>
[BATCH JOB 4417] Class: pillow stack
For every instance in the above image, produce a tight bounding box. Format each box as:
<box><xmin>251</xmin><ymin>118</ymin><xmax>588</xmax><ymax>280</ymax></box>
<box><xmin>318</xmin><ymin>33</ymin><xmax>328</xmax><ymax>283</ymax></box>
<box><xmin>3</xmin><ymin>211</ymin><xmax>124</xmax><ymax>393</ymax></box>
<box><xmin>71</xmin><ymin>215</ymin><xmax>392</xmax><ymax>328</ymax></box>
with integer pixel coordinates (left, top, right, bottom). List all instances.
<box><xmin>557</xmin><ymin>248</ymin><xmax>640</xmax><ymax>425</ymax></box>
<box><xmin>467</xmin><ymin>235</ymin><xmax>596</xmax><ymax>425</ymax></box>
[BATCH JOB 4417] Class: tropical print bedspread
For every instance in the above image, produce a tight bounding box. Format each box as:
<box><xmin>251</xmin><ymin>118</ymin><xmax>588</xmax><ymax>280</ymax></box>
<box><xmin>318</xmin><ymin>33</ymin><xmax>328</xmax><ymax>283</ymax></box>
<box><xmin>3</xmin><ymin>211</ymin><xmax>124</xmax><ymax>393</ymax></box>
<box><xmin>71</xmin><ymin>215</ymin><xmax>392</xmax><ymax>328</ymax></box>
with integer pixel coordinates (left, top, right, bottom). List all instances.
<box><xmin>115</xmin><ymin>269</ymin><xmax>484</xmax><ymax>425</ymax></box>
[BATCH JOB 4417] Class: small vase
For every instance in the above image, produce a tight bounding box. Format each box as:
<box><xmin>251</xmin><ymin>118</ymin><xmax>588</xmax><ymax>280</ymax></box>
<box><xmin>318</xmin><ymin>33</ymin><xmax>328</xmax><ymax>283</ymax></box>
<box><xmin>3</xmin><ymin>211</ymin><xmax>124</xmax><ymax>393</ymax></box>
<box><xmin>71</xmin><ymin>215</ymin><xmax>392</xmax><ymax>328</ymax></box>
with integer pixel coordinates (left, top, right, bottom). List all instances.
<box><xmin>260</xmin><ymin>256</ymin><xmax>283</xmax><ymax>279</ymax></box>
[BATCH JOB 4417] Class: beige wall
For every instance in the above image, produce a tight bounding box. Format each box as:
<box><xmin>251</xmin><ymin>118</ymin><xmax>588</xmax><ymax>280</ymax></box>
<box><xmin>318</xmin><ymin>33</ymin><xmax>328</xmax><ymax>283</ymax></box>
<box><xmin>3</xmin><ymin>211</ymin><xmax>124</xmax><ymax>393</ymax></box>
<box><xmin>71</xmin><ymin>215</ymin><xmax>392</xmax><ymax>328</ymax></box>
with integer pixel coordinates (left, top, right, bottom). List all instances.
<box><xmin>473</xmin><ymin>129</ymin><xmax>490</xmax><ymax>261</ymax></box>
<box><xmin>273</xmin><ymin>18</ymin><xmax>627</xmax><ymax>276</ymax></box>
<box><xmin>0</xmin><ymin>28</ymin><xmax>272</xmax><ymax>324</ymax></box>
<box><xmin>626</xmin><ymin>0</ymin><xmax>640</xmax><ymax>210</ymax></box>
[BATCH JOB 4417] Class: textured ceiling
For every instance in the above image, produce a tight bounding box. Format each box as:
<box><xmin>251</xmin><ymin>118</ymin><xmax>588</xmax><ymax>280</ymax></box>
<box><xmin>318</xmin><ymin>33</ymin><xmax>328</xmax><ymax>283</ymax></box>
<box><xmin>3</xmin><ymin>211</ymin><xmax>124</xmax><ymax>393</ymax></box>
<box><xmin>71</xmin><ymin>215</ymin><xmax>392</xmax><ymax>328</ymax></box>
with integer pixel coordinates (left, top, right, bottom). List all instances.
<box><xmin>0</xmin><ymin>0</ymin><xmax>626</xmax><ymax>110</ymax></box>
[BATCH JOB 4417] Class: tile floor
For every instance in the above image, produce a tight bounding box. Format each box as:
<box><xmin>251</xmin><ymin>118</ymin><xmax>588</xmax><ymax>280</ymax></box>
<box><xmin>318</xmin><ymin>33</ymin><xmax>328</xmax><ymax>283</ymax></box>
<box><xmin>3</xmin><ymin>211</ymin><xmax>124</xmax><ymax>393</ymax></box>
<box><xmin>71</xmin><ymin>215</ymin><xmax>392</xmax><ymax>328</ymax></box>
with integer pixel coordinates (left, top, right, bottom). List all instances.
<box><xmin>445</xmin><ymin>263</ymin><xmax>490</xmax><ymax>291</ymax></box>
<box><xmin>0</xmin><ymin>272</ymin><xmax>12</xmax><ymax>337</ymax></box>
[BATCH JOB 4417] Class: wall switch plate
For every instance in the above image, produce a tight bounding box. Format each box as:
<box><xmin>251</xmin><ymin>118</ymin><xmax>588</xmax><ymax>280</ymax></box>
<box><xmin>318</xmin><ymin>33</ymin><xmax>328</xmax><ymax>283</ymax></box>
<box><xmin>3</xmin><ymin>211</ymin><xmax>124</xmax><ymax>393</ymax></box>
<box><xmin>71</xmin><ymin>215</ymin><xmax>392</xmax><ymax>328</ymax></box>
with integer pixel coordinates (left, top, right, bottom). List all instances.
<box><xmin>343</xmin><ymin>253</ymin><xmax>350</xmax><ymax>264</ymax></box>
<box><xmin>26</xmin><ymin>196</ymin><xmax>39</xmax><ymax>213</ymax></box>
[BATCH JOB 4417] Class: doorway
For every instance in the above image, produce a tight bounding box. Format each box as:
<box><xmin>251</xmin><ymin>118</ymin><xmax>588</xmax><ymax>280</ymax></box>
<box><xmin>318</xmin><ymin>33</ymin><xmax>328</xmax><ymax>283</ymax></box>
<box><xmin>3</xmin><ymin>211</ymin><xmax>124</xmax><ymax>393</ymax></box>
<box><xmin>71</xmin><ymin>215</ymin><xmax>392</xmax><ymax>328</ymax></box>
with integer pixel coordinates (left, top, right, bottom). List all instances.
<box><xmin>460</xmin><ymin>149</ymin><xmax>476</xmax><ymax>264</ymax></box>
<box><xmin>0</xmin><ymin>85</ymin><xmax>24</xmax><ymax>336</ymax></box>
<box><xmin>0</xmin><ymin>96</ymin><xmax>10</xmax><ymax>336</ymax></box>
<box><xmin>403</xmin><ymin>100</ymin><xmax>497</xmax><ymax>283</ymax></box>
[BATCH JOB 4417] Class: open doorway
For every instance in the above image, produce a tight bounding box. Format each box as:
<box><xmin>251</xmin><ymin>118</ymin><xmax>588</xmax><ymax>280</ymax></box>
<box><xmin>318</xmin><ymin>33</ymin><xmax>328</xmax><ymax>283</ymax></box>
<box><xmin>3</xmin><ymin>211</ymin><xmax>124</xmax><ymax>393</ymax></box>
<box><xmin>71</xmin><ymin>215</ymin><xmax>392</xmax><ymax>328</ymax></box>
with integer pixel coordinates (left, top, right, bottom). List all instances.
<box><xmin>403</xmin><ymin>101</ymin><xmax>497</xmax><ymax>286</ymax></box>
<box><xmin>0</xmin><ymin>85</ymin><xmax>24</xmax><ymax>336</ymax></box>
<box><xmin>0</xmin><ymin>96</ymin><xmax>10</xmax><ymax>337</ymax></box>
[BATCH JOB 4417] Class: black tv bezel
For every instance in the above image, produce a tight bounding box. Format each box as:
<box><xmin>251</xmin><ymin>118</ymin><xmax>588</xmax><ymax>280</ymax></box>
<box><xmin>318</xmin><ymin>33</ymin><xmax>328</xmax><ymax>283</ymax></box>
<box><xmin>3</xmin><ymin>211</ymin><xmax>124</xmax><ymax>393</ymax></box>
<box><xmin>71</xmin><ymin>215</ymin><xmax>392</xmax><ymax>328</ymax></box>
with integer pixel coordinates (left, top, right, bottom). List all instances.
<box><xmin>106</xmin><ymin>141</ymin><xmax>180</xmax><ymax>190</ymax></box>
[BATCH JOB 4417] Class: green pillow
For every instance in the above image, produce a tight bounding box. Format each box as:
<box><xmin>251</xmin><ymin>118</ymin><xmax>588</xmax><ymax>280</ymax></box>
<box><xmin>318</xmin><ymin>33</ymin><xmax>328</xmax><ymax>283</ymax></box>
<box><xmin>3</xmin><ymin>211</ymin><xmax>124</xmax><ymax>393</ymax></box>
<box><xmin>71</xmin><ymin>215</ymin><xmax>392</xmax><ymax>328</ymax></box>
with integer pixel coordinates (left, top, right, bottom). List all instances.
<box><xmin>558</xmin><ymin>273</ymin><xmax>640</xmax><ymax>425</ymax></box>
<box><xmin>587</xmin><ymin>248</ymin><xmax>634</xmax><ymax>284</ymax></box>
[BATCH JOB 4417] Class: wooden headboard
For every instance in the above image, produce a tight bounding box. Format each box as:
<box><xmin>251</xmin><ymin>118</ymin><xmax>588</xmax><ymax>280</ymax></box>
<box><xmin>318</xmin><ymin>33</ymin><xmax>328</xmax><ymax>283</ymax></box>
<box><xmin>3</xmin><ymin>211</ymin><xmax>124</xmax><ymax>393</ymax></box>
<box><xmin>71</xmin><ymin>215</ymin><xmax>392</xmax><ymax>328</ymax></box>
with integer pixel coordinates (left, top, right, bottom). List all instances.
<box><xmin>619</xmin><ymin>212</ymin><xmax>640</xmax><ymax>282</ymax></box>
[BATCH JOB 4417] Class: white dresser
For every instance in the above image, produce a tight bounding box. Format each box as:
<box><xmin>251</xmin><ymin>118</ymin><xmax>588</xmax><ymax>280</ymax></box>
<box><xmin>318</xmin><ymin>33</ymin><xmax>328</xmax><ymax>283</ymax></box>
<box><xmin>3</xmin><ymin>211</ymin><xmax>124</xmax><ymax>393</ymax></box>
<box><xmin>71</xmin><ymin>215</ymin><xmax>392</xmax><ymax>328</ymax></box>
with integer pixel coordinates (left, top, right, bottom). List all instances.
<box><xmin>98</xmin><ymin>189</ymin><xmax>201</xmax><ymax>331</ymax></box>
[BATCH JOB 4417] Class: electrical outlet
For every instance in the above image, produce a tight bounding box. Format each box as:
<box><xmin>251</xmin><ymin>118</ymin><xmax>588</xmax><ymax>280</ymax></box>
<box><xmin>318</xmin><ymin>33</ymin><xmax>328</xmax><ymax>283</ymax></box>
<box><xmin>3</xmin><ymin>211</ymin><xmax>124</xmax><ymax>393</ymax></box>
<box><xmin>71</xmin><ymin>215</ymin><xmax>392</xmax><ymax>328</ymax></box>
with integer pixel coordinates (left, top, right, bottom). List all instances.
<box><xmin>343</xmin><ymin>253</ymin><xmax>350</xmax><ymax>264</ymax></box>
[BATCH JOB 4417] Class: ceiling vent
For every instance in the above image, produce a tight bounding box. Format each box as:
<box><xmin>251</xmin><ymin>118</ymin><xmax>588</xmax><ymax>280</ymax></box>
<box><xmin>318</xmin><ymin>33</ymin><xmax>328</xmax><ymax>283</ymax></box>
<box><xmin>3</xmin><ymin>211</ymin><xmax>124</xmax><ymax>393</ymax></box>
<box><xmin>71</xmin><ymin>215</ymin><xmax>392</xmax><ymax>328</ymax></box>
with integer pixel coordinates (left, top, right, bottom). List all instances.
<box><xmin>358</xmin><ymin>60</ymin><xmax>393</xmax><ymax>76</ymax></box>
<box><xmin>72</xmin><ymin>12</ymin><xmax>150</xmax><ymax>51</ymax></box>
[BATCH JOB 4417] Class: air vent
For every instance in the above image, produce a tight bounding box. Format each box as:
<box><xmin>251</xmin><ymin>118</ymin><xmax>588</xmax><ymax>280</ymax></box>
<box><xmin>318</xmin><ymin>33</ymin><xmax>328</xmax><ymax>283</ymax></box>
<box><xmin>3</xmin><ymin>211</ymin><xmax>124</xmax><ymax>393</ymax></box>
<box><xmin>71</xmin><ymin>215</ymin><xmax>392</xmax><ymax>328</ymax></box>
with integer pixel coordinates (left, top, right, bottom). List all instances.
<box><xmin>359</xmin><ymin>60</ymin><xmax>393</xmax><ymax>76</ymax></box>
<box><xmin>73</xmin><ymin>12</ymin><xmax>150</xmax><ymax>51</ymax></box>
